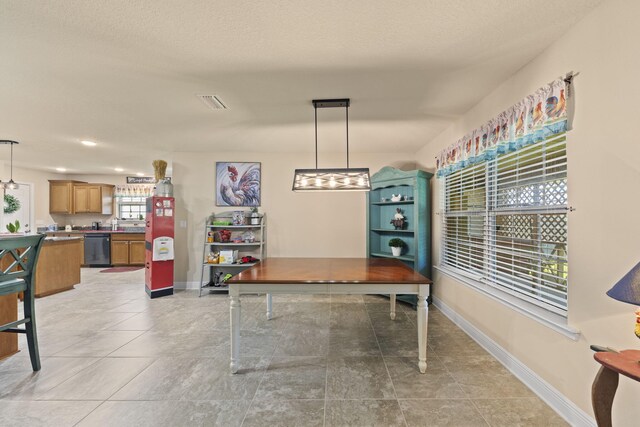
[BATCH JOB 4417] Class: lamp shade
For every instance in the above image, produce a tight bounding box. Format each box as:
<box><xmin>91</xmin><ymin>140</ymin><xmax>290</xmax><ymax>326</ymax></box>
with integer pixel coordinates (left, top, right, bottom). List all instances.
<box><xmin>607</xmin><ymin>261</ymin><xmax>640</xmax><ymax>305</ymax></box>
<box><xmin>292</xmin><ymin>168</ymin><xmax>371</xmax><ymax>192</ymax></box>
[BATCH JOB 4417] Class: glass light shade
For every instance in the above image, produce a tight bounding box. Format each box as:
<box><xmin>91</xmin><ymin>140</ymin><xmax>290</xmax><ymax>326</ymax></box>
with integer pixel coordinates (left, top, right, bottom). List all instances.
<box><xmin>5</xmin><ymin>180</ymin><xmax>18</xmax><ymax>190</ymax></box>
<box><xmin>292</xmin><ymin>168</ymin><xmax>371</xmax><ymax>192</ymax></box>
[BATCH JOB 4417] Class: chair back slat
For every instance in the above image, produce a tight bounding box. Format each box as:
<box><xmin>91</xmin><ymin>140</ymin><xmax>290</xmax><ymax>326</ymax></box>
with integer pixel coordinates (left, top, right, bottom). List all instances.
<box><xmin>0</xmin><ymin>235</ymin><xmax>46</xmax><ymax>282</ymax></box>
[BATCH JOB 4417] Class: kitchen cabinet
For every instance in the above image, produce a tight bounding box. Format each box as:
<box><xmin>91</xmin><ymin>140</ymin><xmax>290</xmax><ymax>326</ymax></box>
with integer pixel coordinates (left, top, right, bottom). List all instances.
<box><xmin>35</xmin><ymin>238</ymin><xmax>82</xmax><ymax>297</ymax></box>
<box><xmin>111</xmin><ymin>233</ymin><xmax>145</xmax><ymax>266</ymax></box>
<box><xmin>73</xmin><ymin>184</ymin><xmax>114</xmax><ymax>214</ymax></box>
<box><xmin>49</xmin><ymin>180</ymin><xmax>114</xmax><ymax>215</ymax></box>
<box><xmin>49</xmin><ymin>180</ymin><xmax>84</xmax><ymax>214</ymax></box>
<box><xmin>48</xmin><ymin>232</ymin><xmax>85</xmax><ymax>265</ymax></box>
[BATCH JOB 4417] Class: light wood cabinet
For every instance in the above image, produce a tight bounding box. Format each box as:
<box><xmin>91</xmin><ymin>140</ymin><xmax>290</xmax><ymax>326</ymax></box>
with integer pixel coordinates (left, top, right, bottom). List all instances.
<box><xmin>49</xmin><ymin>181</ymin><xmax>114</xmax><ymax>215</ymax></box>
<box><xmin>49</xmin><ymin>180</ymin><xmax>82</xmax><ymax>214</ymax></box>
<box><xmin>111</xmin><ymin>240</ymin><xmax>130</xmax><ymax>265</ymax></box>
<box><xmin>73</xmin><ymin>184</ymin><xmax>113</xmax><ymax>214</ymax></box>
<box><xmin>49</xmin><ymin>233</ymin><xmax>85</xmax><ymax>265</ymax></box>
<box><xmin>111</xmin><ymin>233</ymin><xmax>145</xmax><ymax>266</ymax></box>
<box><xmin>129</xmin><ymin>241</ymin><xmax>146</xmax><ymax>264</ymax></box>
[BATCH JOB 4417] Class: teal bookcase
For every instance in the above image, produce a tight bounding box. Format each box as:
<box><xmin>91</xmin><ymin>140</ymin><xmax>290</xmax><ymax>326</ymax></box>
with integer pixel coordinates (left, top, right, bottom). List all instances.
<box><xmin>366</xmin><ymin>167</ymin><xmax>433</xmax><ymax>307</ymax></box>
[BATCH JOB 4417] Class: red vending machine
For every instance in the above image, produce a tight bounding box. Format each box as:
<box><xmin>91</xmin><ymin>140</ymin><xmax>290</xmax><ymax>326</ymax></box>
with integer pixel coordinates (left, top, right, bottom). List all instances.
<box><xmin>145</xmin><ymin>196</ymin><xmax>175</xmax><ymax>298</ymax></box>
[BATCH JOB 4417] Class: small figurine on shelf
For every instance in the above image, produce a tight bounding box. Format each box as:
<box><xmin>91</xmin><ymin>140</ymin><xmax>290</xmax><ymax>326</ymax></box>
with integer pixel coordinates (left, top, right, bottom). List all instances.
<box><xmin>390</xmin><ymin>208</ymin><xmax>405</xmax><ymax>230</ymax></box>
<box><xmin>390</xmin><ymin>194</ymin><xmax>403</xmax><ymax>202</ymax></box>
<box><xmin>250</xmin><ymin>207</ymin><xmax>261</xmax><ymax>225</ymax></box>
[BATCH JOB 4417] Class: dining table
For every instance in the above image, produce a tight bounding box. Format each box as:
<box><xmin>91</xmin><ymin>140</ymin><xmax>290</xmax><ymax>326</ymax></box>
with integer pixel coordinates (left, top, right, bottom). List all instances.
<box><xmin>227</xmin><ymin>257</ymin><xmax>432</xmax><ymax>374</ymax></box>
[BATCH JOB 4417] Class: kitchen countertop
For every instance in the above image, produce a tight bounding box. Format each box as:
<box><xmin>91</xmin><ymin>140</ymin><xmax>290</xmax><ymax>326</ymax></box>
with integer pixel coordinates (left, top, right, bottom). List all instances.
<box><xmin>44</xmin><ymin>236</ymin><xmax>84</xmax><ymax>242</ymax></box>
<box><xmin>43</xmin><ymin>229</ymin><xmax>146</xmax><ymax>234</ymax></box>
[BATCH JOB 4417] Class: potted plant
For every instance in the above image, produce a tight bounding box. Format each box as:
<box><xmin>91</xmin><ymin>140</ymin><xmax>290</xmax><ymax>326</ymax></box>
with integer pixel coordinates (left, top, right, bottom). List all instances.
<box><xmin>6</xmin><ymin>219</ymin><xmax>20</xmax><ymax>233</ymax></box>
<box><xmin>388</xmin><ymin>238</ymin><xmax>405</xmax><ymax>256</ymax></box>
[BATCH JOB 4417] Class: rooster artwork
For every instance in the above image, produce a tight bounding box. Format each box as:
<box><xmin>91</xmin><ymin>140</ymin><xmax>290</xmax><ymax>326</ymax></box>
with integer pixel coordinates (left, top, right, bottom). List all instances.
<box><xmin>216</xmin><ymin>162</ymin><xmax>261</xmax><ymax>207</ymax></box>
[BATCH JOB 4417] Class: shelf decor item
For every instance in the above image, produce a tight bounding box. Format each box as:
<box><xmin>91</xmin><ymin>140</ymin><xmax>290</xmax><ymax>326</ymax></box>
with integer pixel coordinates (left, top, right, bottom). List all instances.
<box><xmin>250</xmin><ymin>207</ymin><xmax>260</xmax><ymax>225</ymax></box>
<box><xmin>232</xmin><ymin>210</ymin><xmax>244</xmax><ymax>225</ymax></box>
<box><xmin>390</xmin><ymin>208</ymin><xmax>405</xmax><ymax>230</ymax></box>
<box><xmin>389</xmin><ymin>238</ymin><xmax>405</xmax><ymax>256</ymax></box>
<box><xmin>292</xmin><ymin>98</ymin><xmax>370</xmax><ymax>192</ymax></box>
<box><xmin>367</xmin><ymin>166</ymin><xmax>433</xmax><ymax>307</ymax></box>
<box><xmin>216</xmin><ymin>162</ymin><xmax>261</xmax><ymax>207</ymax></box>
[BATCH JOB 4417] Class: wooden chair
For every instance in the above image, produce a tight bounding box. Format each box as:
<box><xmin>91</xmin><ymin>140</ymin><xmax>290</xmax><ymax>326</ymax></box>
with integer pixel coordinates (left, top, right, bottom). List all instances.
<box><xmin>0</xmin><ymin>234</ymin><xmax>46</xmax><ymax>371</ymax></box>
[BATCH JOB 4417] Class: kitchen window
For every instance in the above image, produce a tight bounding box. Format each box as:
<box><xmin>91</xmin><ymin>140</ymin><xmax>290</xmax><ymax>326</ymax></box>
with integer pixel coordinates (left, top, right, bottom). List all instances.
<box><xmin>117</xmin><ymin>196</ymin><xmax>146</xmax><ymax>220</ymax></box>
<box><xmin>441</xmin><ymin>135</ymin><xmax>568</xmax><ymax>315</ymax></box>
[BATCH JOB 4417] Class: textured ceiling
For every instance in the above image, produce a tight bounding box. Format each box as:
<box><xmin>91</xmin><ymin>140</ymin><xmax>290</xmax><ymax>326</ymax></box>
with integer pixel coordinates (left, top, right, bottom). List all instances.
<box><xmin>0</xmin><ymin>0</ymin><xmax>601</xmax><ymax>175</ymax></box>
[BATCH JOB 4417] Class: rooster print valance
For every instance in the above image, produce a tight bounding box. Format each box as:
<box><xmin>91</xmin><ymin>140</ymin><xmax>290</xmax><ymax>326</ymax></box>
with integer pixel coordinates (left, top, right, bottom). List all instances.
<box><xmin>436</xmin><ymin>76</ymin><xmax>573</xmax><ymax>178</ymax></box>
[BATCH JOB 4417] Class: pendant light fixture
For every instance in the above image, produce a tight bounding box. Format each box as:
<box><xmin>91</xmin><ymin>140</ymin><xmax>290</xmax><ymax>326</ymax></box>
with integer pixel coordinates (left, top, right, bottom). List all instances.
<box><xmin>292</xmin><ymin>98</ymin><xmax>370</xmax><ymax>192</ymax></box>
<box><xmin>0</xmin><ymin>140</ymin><xmax>20</xmax><ymax>190</ymax></box>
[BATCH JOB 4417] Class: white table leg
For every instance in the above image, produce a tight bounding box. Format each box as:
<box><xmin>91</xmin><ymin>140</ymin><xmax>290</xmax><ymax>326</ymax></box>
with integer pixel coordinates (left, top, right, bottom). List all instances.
<box><xmin>266</xmin><ymin>293</ymin><xmax>272</xmax><ymax>320</ymax></box>
<box><xmin>390</xmin><ymin>294</ymin><xmax>396</xmax><ymax>320</ymax></box>
<box><xmin>417</xmin><ymin>285</ymin><xmax>429</xmax><ymax>373</ymax></box>
<box><xmin>230</xmin><ymin>288</ymin><xmax>241</xmax><ymax>374</ymax></box>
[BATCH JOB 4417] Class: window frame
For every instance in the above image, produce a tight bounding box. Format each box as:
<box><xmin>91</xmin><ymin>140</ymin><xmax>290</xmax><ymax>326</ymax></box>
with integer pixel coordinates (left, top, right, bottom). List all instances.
<box><xmin>440</xmin><ymin>136</ymin><xmax>570</xmax><ymax>319</ymax></box>
<box><xmin>117</xmin><ymin>196</ymin><xmax>147</xmax><ymax>220</ymax></box>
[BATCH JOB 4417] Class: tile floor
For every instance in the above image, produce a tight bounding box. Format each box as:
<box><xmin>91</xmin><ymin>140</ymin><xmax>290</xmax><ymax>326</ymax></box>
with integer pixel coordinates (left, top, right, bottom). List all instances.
<box><xmin>0</xmin><ymin>268</ymin><xmax>568</xmax><ymax>426</ymax></box>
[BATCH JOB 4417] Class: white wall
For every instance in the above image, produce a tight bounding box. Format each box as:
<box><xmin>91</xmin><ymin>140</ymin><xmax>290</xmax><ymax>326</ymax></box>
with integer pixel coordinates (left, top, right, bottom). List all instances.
<box><xmin>415</xmin><ymin>0</ymin><xmax>640</xmax><ymax>424</ymax></box>
<box><xmin>171</xmin><ymin>151</ymin><xmax>416</xmax><ymax>285</ymax></box>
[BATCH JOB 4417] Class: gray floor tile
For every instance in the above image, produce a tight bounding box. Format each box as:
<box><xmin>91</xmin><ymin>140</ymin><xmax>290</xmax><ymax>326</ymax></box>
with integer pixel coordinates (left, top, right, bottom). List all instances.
<box><xmin>0</xmin><ymin>400</ymin><xmax>101</xmax><ymax>426</ymax></box>
<box><xmin>473</xmin><ymin>398</ymin><xmax>569</xmax><ymax>426</ymax></box>
<box><xmin>399</xmin><ymin>399</ymin><xmax>489</xmax><ymax>427</ymax></box>
<box><xmin>254</xmin><ymin>356</ymin><xmax>327</xmax><ymax>400</ymax></box>
<box><xmin>385</xmin><ymin>356</ymin><xmax>466</xmax><ymax>399</ymax></box>
<box><xmin>111</xmin><ymin>357</ymin><xmax>268</xmax><ymax>401</ymax></box>
<box><xmin>110</xmin><ymin>330</ymin><xmax>228</xmax><ymax>358</ymax></box>
<box><xmin>327</xmin><ymin>356</ymin><xmax>395</xmax><ymax>399</ymax></box>
<box><xmin>53</xmin><ymin>330</ymin><xmax>144</xmax><ymax>357</ymax></box>
<box><xmin>326</xmin><ymin>399</ymin><xmax>405</xmax><ymax>427</ymax></box>
<box><xmin>0</xmin><ymin>357</ymin><xmax>100</xmax><ymax>400</ymax></box>
<box><xmin>242</xmin><ymin>399</ymin><xmax>324</xmax><ymax>427</ymax></box>
<box><xmin>328</xmin><ymin>328</ymin><xmax>381</xmax><ymax>357</ymax></box>
<box><xmin>275</xmin><ymin>328</ymin><xmax>330</xmax><ymax>356</ymax></box>
<box><xmin>40</xmin><ymin>357</ymin><xmax>154</xmax><ymax>400</ymax></box>
<box><xmin>77</xmin><ymin>400</ymin><xmax>250</xmax><ymax>427</ymax></box>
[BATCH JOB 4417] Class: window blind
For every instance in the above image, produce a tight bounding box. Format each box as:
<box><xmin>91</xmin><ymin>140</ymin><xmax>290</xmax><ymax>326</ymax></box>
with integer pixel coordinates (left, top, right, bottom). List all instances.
<box><xmin>442</xmin><ymin>135</ymin><xmax>568</xmax><ymax>314</ymax></box>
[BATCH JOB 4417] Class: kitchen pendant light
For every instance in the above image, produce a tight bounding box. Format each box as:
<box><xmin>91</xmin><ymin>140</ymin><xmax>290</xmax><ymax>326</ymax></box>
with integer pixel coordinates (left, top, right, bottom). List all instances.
<box><xmin>0</xmin><ymin>140</ymin><xmax>20</xmax><ymax>190</ymax></box>
<box><xmin>292</xmin><ymin>98</ymin><xmax>370</xmax><ymax>192</ymax></box>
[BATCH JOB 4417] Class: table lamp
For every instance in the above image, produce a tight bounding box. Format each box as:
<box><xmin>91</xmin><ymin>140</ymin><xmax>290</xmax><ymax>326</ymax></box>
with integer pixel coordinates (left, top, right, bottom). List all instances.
<box><xmin>606</xmin><ymin>261</ymin><xmax>640</xmax><ymax>339</ymax></box>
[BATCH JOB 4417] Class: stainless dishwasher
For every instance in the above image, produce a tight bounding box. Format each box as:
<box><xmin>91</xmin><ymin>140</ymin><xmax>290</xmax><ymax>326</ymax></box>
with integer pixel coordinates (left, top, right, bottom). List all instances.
<box><xmin>84</xmin><ymin>233</ymin><xmax>111</xmax><ymax>266</ymax></box>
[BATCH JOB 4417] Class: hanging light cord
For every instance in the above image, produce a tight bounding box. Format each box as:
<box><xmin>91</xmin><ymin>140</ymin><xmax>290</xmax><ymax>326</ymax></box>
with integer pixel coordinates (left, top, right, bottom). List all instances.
<box><xmin>314</xmin><ymin>105</ymin><xmax>318</xmax><ymax>169</ymax></box>
<box><xmin>10</xmin><ymin>142</ymin><xmax>14</xmax><ymax>181</ymax></box>
<box><xmin>345</xmin><ymin>105</ymin><xmax>349</xmax><ymax>168</ymax></box>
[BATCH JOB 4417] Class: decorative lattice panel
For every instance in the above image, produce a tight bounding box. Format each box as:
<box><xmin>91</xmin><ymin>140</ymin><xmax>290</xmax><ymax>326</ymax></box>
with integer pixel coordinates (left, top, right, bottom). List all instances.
<box><xmin>496</xmin><ymin>215</ymin><xmax>534</xmax><ymax>240</ymax></box>
<box><xmin>542</xmin><ymin>179</ymin><xmax>567</xmax><ymax>206</ymax></box>
<box><xmin>540</xmin><ymin>214</ymin><xmax>567</xmax><ymax>243</ymax></box>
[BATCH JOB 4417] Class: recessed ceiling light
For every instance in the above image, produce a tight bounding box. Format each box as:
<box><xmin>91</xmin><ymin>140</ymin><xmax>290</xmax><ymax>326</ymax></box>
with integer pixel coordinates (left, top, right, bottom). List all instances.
<box><xmin>56</xmin><ymin>167</ymin><xmax>66</xmax><ymax>172</ymax></box>
<box><xmin>114</xmin><ymin>167</ymin><xmax>124</xmax><ymax>172</ymax></box>
<box><xmin>81</xmin><ymin>140</ymin><xmax>97</xmax><ymax>146</ymax></box>
<box><xmin>136</xmin><ymin>172</ymin><xmax>144</xmax><ymax>176</ymax></box>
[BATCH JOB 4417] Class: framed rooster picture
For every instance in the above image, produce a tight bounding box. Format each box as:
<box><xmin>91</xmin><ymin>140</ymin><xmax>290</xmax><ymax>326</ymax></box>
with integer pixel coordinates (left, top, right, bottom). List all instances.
<box><xmin>216</xmin><ymin>162</ymin><xmax>261</xmax><ymax>207</ymax></box>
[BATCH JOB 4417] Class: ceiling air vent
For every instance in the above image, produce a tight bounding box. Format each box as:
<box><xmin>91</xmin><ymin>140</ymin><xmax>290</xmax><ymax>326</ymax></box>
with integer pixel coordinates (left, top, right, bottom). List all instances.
<box><xmin>198</xmin><ymin>95</ymin><xmax>228</xmax><ymax>110</ymax></box>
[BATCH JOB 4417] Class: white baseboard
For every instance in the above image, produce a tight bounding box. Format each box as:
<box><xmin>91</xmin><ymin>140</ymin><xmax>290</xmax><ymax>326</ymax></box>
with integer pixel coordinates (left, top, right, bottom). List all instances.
<box><xmin>433</xmin><ymin>297</ymin><xmax>595</xmax><ymax>427</ymax></box>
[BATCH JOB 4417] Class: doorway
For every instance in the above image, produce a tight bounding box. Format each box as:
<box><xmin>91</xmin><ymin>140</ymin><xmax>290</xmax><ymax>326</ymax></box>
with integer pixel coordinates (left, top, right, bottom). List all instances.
<box><xmin>2</xmin><ymin>183</ymin><xmax>33</xmax><ymax>233</ymax></box>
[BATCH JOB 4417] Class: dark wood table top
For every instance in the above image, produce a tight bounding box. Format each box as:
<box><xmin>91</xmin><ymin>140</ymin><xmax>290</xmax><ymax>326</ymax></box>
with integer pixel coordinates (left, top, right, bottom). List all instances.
<box><xmin>227</xmin><ymin>257</ymin><xmax>432</xmax><ymax>285</ymax></box>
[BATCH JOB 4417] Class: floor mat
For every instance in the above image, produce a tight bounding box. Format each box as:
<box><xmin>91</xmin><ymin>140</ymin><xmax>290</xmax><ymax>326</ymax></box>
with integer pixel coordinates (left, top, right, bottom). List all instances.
<box><xmin>100</xmin><ymin>266</ymin><xmax>144</xmax><ymax>273</ymax></box>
